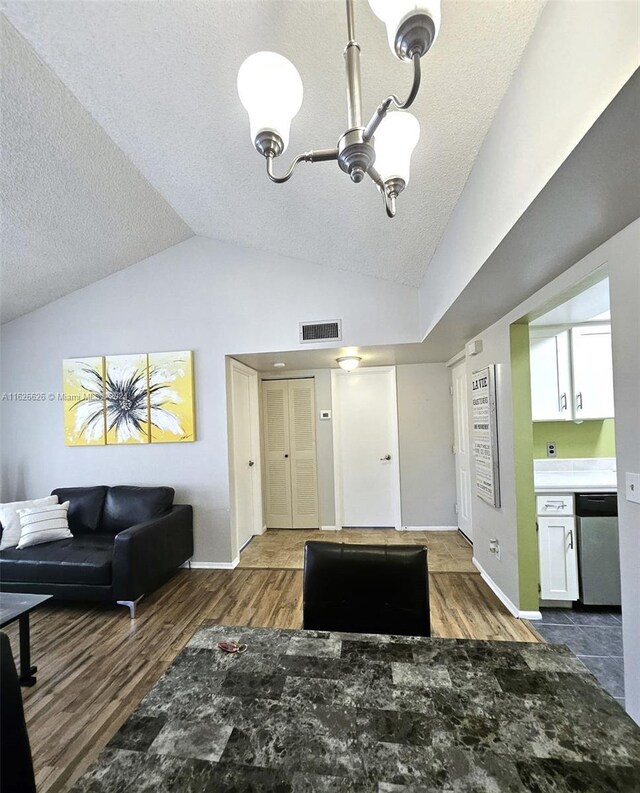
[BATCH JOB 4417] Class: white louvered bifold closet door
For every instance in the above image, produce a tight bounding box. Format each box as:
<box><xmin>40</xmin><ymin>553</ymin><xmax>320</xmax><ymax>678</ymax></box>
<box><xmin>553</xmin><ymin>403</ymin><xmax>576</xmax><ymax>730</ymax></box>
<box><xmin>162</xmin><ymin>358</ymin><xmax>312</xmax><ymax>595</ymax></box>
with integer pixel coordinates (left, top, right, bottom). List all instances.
<box><xmin>263</xmin><ymin>381</ymin><xmax>293</xmax><ymax>528</ymax></box>
<box><xmin>262</xmin><ymin>379</ymin><xmax>319</xmax><ymax>529</ymax></box>
<box><xmin>288</xmin><ymin>379</ymin><xmax>319</xmax><ymax>528</ymax></box>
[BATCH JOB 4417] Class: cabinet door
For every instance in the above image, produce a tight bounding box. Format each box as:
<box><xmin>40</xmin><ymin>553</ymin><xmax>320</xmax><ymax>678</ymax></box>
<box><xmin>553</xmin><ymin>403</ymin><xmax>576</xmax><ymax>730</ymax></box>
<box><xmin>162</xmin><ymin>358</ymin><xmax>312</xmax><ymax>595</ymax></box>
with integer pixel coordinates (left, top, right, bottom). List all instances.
<box><xmin>530</xmin><ymin>330</ymin><xmax>572</xmax><ymax>421</ymax></box>
<box><xmin>538</xmin><ymin>516</ymin><xmax>579</xmax><ymax>601</ymax></box>
<box><xmin>571</xmin><ymin>325</ymin><xmax>615</xmax><ymax>419</ymax></box>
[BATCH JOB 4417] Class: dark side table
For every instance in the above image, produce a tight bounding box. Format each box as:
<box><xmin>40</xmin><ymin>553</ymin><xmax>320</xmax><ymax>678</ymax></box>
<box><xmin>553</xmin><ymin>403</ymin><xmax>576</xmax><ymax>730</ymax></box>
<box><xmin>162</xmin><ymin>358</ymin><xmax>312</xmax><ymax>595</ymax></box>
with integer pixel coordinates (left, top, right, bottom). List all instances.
<box><xmin>0</xmin><ymin>593</ymin><xmax>51</xmax><ymax>686</ymax></box>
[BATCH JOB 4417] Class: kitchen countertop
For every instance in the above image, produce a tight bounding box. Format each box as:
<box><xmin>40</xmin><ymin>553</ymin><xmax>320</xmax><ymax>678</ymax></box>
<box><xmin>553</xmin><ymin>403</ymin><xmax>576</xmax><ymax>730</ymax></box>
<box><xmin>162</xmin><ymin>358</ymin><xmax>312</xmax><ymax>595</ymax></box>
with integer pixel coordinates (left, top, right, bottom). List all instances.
<box><xmin>72</xmin><ymin>623</ymin><xmax>640</xmax><ymax>792</ymax></box>
<box><xmin>534</xmin><ymin>470</ymin><xmax>617</xmax><ymax>493</ymax></box>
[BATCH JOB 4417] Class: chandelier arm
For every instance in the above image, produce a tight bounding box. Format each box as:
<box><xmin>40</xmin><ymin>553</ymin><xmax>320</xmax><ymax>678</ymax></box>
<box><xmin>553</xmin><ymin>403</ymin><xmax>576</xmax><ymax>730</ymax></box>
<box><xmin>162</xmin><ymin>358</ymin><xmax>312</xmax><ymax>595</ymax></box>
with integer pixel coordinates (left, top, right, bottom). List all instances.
<box><xmin>362</xmin><ymin>53</ymin><xmax>421</xmax><ymax>142</ymax></box>
<box><xmin>367</xmin><ymin>166</ymin><xmax>396</xmax><ymax>218</ymax></box>
<box><xmin>265</xmin><ymin>148</ymin><xmax>339</xmax><ymax>184</ymax></box>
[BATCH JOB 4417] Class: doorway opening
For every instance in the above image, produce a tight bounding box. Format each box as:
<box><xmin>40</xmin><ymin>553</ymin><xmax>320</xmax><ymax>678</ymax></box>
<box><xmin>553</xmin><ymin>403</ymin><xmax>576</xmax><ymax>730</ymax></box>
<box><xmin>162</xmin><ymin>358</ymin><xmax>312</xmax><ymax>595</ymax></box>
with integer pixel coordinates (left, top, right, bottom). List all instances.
<box><xmin>514</xmin><ymin>275</ymin><xmax>624</xmax><ymax>706</ymax></box>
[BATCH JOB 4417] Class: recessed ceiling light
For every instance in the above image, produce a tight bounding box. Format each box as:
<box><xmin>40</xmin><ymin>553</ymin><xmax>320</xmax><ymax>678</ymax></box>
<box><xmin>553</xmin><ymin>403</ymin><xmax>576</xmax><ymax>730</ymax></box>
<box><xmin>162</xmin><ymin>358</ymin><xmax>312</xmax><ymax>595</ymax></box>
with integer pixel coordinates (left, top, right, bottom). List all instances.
<box><xmin>273</xmin><ymin>362</ymin><xmax>286</xmax><ymax>368</ymax></box>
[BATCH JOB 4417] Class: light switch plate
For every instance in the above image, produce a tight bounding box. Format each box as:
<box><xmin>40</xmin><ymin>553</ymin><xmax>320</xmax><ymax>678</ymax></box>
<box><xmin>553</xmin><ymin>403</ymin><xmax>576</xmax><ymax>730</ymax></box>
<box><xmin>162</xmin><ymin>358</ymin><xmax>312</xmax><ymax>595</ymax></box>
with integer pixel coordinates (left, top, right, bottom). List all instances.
<box><xmin>625</xmin><ymin>472</ymin><xmax>640</xmax><ymax>504</ymax></box>
<box><xmin>319</xmin><ymin>410</ymin><xmax>331</xmax><ymax>421</ymax></box>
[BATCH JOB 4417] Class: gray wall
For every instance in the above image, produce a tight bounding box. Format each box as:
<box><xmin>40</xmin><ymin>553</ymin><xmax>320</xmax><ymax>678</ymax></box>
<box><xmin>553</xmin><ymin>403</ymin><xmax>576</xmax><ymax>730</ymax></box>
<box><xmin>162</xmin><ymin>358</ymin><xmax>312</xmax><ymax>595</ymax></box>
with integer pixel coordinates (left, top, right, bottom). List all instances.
<box><xmin>0</xmin><ymin>235</ymin><xmax>419</xmax><ymax>564</ymax></box>
<box><xmin>397</xmin><ymin>364</ymin><xmax>457</xmax><ymax>527</ymax></box>
<box><xmin>261</xmin><ymin>363</ymin><xmax>456</xmax><ymax>529</ymax></box>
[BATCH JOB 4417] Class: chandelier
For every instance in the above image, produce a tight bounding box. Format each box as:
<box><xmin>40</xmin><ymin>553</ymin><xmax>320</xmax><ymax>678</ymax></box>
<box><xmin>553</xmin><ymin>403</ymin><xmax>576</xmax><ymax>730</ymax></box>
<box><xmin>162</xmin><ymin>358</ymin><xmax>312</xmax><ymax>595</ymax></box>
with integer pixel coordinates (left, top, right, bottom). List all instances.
<box><xmin>237</xmin><ymin>0</ymin><xmax>441</xmax><ymax>218</ymax></box>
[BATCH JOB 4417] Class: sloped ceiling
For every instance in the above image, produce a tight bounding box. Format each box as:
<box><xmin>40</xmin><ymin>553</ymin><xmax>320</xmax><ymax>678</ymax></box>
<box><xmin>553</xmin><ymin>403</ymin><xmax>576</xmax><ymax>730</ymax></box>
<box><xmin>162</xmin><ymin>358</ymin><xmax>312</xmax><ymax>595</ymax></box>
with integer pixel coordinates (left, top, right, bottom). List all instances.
<box><xmin>0</xmin><ymin>17</ymin><xmax>193</xmax><ymax>323</ymax></box>
<box><xmin>421</xmin><ymin>68</ymin><xmax>640</xmax><ymax>360</ymax></box>
<box><xmin>1</xmin><ymin>0</ymin><xmax>543</xmax><ymax>320</ymax></box>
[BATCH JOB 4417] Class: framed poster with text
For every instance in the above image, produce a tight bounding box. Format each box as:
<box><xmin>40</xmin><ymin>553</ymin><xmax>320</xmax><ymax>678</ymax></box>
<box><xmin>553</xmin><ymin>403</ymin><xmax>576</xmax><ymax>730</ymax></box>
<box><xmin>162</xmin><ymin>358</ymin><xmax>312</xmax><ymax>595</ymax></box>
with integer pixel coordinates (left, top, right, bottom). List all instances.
<box><xmin>471</xmin><ymin>365</ymin><xmax>501</xmax><ymax>508</ymax></box>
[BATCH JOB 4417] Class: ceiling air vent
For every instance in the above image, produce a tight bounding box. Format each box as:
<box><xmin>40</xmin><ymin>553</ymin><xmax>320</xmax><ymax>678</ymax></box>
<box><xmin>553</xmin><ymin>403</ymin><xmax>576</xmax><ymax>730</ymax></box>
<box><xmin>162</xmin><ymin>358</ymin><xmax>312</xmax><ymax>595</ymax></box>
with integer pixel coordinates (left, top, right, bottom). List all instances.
<box><xmin>299</xmin><ymin>319</ymin><xmax>342</xmax><ymax>344</ymax></box>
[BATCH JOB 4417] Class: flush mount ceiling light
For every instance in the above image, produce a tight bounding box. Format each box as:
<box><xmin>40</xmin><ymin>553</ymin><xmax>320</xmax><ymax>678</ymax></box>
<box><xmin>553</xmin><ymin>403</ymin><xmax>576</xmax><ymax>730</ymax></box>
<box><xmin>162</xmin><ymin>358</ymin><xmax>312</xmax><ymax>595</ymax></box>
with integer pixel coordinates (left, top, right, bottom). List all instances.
<box><xmin>272</xmin><ymin>362</ymin><xmax>286</xmax><ymax>368</ymax></box>
<box><xmin>337</xmin><ymin>356</ymin><xmax>362</xmax><ymax>371</ymax></box>
<box><xmin>237</xmin><ymin>0</ymin><xmax>440</xmax><ymax>218</ymax></box>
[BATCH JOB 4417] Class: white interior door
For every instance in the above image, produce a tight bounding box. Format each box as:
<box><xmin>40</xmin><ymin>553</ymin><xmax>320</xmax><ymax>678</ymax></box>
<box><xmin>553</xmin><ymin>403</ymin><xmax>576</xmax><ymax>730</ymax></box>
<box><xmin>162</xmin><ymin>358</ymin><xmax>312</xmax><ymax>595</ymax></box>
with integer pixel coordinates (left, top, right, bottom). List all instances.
<box><xmin>262</xmin><ymin>379</ymin><xmax>319</xmax><ymax>529</ymax></box>
<box><xmin>451</xmin><ymin>358</ymin><xmax>473</xmax><ymax>542</ymax></box>
<box><xmin>228</xmin><ymin>359</ymin><xmax>262</xmax><ymax>550</ymax></box>
<box><xmin>332</xmin><ymin>366</ymin><xmax>401</xmax><ymax>529</ymax></box>
<box><xmin>571</xmin><ymin>324</ymin><xmax>615</xmax><ymax>419</ymax></box>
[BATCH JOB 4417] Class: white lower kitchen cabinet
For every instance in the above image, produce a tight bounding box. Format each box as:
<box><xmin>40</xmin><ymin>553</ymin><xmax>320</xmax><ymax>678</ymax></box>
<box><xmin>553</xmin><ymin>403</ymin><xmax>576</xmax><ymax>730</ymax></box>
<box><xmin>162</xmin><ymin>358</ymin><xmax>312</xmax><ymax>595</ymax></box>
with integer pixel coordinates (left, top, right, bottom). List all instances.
<box><xmin>538</xmin><ymin>515</ymin><xmax>579</xmax><ymax>601</ymax></box>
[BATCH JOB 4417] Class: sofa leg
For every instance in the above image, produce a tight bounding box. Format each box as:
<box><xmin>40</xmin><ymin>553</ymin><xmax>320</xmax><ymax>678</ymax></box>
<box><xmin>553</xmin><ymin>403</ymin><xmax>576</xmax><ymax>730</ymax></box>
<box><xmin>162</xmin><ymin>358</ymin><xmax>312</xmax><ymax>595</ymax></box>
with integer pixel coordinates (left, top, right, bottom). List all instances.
<box><xmin>117</xmin><ymin>597</ymin><xmax>143</xmax><ymax>619</ymax></box>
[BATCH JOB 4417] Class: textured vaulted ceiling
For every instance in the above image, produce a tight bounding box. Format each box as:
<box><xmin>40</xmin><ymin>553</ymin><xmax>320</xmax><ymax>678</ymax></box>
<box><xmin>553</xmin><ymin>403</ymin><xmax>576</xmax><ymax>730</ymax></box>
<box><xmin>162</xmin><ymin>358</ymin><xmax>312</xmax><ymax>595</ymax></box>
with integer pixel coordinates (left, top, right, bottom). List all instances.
<box><xmin>0</xmin><ymin>16</ymin><xmax>193</xmax><ymax>323</ymax></box>
<box><xmin>1</xmin><ymin>0</ymin><xmax>543</xmax><ymax>320</ymax></box>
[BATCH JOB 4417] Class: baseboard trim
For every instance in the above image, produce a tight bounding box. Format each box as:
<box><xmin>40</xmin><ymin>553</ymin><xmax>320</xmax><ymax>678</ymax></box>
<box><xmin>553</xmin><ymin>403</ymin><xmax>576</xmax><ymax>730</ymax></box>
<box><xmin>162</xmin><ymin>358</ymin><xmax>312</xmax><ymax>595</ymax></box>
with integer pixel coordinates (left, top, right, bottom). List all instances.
<box><xmin>186</xmin><ymin>557</ymin><xmax>240</xmax><ymax>570</ymax></box>
<box><xmin>400</xmin><ymin>526</ymin><xmax>458</xmax><ymax>532</ymax></box>
<box><xmin>472</xmin><ymin>557</ymin><xmax>541</xmax><ymax>621</ymax></box>
<box><xmin>320</xmin><ymin>525</ymin><xmax>339</xmax><ymax>531</ymax></box>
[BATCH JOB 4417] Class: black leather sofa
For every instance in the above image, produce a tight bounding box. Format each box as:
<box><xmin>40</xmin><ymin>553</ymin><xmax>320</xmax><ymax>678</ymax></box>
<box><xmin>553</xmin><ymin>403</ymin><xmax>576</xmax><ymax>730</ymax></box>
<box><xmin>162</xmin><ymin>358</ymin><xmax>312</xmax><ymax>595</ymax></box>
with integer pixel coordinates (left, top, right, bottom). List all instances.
<box><xmin>0</xmin><ymin>486</ymin><xmax>193</xmax><ymax>618</ymax></box>
<box><xmin>303</xmin><ymin>541</ymin><xmax>431</xmax><ymax>637</ymax></box>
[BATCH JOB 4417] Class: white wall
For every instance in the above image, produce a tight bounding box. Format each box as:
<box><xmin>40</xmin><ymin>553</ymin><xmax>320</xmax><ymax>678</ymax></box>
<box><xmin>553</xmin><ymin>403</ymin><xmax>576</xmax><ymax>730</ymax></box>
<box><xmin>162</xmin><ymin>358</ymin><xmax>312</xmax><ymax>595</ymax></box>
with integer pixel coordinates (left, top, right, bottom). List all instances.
<box><xmin>608</xmin><ymin>221</ymin><xmax>640</xmax><ymax>724</ymax></box>
<box><xmin>0</xmin><ymin>235</ymin><xmax>419</xmax><ymax>564</ymax></box>
<box><xmin>460</xmin><ymin>219</ymin><xmax>639</xmax><ymax>721</ymax></box>
<box><xmin>260</xmin><ymin>363</ymin><xmax>456</xmax><ymax>529</ymax></box>
<box><xmin>418</xmin><ymin>0</ymin><xmax>639</xmax><ymax>338</ymax></box>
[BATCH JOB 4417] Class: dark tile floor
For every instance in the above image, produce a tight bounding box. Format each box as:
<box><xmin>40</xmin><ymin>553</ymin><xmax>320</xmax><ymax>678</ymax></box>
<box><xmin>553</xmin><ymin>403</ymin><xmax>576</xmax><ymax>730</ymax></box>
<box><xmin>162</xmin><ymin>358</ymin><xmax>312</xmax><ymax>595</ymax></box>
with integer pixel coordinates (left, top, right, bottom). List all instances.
<box><xmin>536</xmin><ymin>608</ymin><xmax>624</xmax><ymax>707</ymax></box>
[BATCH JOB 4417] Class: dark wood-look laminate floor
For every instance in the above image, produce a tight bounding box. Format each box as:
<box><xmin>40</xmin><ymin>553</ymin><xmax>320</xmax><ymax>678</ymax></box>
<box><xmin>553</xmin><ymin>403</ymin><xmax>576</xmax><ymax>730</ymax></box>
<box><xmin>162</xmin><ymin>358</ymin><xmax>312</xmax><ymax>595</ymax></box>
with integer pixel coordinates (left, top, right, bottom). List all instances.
<box><xmin>4</xmin><ymin>542</ymin><xmax>539</xmax><ymax>792</ymax></box>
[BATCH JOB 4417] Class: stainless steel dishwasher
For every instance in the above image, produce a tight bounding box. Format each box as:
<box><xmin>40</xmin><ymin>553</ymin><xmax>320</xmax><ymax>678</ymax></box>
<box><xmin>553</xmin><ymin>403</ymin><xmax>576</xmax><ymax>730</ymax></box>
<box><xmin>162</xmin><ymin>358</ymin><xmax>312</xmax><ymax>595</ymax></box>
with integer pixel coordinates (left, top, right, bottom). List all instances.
<box><xmin>575</xmin><ymin>493</ymin><xmax>620</xmax><ymax>606</ymax></box>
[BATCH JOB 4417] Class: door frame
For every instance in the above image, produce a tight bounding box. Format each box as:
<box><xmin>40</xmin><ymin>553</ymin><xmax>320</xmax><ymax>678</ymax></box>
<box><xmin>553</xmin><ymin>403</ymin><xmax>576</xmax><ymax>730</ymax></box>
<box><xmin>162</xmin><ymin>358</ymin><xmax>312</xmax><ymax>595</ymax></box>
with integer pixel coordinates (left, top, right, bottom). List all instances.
<box><xmin>227</xmin><ymin>358</ymin><xmax>263</xmax><ymax>555</ymax></box>
<box><xmin>330</xmin><ymin>365</ymin><xmax>402</xmax><ymax>531</ymax></box>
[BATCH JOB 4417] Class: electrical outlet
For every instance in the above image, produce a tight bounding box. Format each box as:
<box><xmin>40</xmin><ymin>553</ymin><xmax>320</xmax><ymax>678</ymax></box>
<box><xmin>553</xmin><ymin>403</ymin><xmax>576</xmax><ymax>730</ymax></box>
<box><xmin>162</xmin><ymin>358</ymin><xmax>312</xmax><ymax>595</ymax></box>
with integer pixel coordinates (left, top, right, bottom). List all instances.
<box><xmin>547</xmin><ymin>442</ymin><xmax>557</xmax><ymax>458</ymax></box>
<box><xmin>625</xmin><ymin>473</ymin><xmax>640</xmax><ymax>504</ymax></box>
<box><xmin>489</xmin><ymin>538</ymin><xmax>501</xmax><ymax>560</ymax></box>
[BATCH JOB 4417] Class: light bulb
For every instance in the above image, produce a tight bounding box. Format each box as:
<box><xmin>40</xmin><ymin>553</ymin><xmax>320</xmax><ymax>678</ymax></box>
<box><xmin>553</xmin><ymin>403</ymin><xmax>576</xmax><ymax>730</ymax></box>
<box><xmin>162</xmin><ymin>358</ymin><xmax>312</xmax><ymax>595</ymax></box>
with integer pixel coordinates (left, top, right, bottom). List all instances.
<box><xmin>374</xmin><ymin>112</ymin><xmax>420</xmax><ymax>185</ymax></box>
<box><xmin>368</xmin><ymin>0</ymin><xmax>441</xmax><ymax>59</ymax></box>
<box><xmin>237</xmin><ymin>52</ymin><xmax>303</xmax><ymax>153</ymax></box>
<box><xmin>336</xmin><ymin>357</ymin><xmax>362</xmax><ymax>372</ymax></box>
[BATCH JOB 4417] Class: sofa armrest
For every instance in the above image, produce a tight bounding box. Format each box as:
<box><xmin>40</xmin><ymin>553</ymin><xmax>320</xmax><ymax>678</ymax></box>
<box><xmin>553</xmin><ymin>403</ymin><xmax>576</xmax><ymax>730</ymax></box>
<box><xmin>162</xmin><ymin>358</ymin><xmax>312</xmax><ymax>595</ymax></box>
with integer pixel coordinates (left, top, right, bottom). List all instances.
<box><xmin>112</xmin><ymin>504</ymin><xmax>193</xmax><ymax>601</ymax></box>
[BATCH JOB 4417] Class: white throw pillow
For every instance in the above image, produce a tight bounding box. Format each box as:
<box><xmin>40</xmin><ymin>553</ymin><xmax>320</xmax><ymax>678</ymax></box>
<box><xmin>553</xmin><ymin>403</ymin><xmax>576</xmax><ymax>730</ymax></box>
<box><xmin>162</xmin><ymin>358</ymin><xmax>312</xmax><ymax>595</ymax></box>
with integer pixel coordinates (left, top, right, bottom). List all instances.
<box><xmin>16</xmin><ymin>501</ymin><xmax>73</xmax><ymax>549</ymax></box>
<box><xmin>0</xmin><ymin>495</ymin><xmax>59</xmax><ymax>550</ymax></box>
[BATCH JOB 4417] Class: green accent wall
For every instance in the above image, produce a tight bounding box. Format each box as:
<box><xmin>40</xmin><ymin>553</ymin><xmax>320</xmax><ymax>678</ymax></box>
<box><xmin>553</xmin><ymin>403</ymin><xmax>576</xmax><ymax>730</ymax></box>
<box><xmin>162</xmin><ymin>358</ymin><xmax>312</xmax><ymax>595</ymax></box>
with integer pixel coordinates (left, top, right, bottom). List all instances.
<box><xmin>532</xmin><ymin>419</ymin><xmax>616</xmax><ymax>458</ymax></box>
<box><xmin>510</xmin><ymin>323</ymin><xmax>539</xmax><ymax>612</ymax></box>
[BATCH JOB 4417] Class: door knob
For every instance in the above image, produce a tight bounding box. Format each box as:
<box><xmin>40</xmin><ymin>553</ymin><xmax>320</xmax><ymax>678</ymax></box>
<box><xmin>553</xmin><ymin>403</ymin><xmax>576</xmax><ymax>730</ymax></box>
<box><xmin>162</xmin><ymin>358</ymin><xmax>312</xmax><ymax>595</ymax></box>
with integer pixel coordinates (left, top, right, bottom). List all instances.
<box><xmin>248</xmin><ymin>460</ymin><xmax>255</xmax><ymax>467</ymax></box>
<box><xmin>284</xmin><ymin>454</ymin><xmax>289</xmax><ymax>458</ymax></box>
<box><xmin>380</xmin><ymin>454</ymin><xmax>391</xmax><ymax>461</ymax></box>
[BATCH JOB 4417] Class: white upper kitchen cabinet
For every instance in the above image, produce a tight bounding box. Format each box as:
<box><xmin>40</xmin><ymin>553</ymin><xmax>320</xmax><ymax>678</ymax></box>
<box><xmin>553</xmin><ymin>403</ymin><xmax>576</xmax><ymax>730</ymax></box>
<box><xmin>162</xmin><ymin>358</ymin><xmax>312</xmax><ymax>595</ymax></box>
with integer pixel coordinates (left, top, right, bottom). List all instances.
<box><xmin>530</xmin><ymin>323</ymin><xmax>614</xmax><ymax>421</ymax></box>
<box><xmin>530</xmin><ymin>329</ymin><xmax>572</xmax><ymax>421</ymax></box>
<box><xmin>571</xmin><ymin>325</ymin><xmax>615</xmax><ymax>420</ymax></box>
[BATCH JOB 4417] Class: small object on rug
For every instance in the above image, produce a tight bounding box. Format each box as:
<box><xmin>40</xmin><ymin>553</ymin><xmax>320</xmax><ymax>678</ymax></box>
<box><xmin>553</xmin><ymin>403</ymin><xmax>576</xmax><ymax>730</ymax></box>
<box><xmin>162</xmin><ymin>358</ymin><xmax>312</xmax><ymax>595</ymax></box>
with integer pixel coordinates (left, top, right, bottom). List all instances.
<box><xmin>217</xmin><ymin>640</ymin><xmax>247</xmax><ymax>654</ymax></box>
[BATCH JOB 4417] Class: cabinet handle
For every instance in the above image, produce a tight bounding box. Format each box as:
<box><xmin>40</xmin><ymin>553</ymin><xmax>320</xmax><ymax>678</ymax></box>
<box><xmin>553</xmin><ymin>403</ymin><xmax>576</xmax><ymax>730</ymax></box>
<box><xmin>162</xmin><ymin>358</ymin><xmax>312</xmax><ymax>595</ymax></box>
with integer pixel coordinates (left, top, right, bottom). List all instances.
<box><xmin>576</xmin><ymin>392</ymin><xmax>583</xmax><ymax>410</ymax></box>
<box><xmin>568</xmin><ymin>529</ymin><xmax>574</xmax><ymax>550</ymax></box>
<box><xmin>560</xmin><ymin>393</ymin><xmax>567</xmax><ymax>412</ymax></box>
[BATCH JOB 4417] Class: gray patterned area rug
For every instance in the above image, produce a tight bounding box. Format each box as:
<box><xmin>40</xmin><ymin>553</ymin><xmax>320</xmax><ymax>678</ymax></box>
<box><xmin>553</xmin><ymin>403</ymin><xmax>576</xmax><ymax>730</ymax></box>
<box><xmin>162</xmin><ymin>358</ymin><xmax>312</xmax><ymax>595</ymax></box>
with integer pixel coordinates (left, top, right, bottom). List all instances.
<box><xmin>72</xmin><ymin>622</ymin><xmax>640</xmax><ymax>792</ymax></box>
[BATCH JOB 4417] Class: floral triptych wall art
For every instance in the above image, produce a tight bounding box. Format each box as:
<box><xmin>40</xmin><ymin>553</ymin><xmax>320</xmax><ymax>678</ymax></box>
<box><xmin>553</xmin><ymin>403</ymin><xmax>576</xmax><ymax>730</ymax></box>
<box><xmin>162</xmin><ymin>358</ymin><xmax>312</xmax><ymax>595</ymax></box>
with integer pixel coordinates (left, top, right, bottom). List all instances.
<box><xmin>63</xmin><ymin>351</ymin><xmax>195</xmax><ymax>446</ymax></box>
